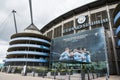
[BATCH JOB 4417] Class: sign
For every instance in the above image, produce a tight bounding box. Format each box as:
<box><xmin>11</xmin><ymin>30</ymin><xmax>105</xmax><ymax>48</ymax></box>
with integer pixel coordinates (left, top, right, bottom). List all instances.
<box><xmin>63</xmin><ymin>18</ymin><xmax>109</xmax><ymax>33</ymax></box>
<box><xmin>77</xmin><ymin>16</ymin><xmax>86</xmax><ymax>24</ymax></box>
<box><xmin>51</xmin><ymin>27</ymin><xmax>108</xmax><ymax>73</ymax></box>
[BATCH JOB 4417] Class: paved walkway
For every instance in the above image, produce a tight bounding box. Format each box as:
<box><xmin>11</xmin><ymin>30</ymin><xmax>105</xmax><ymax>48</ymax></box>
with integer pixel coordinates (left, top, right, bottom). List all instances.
<box><xmin>0</xmin><ymin>72</ymin><xmax>120</xmax><ymax>80</ymax></box>
<box><xmin>52</xmin><ymin>75</ymin><xmax>120</xmax><ymax>80</ymax></box>
<box><xmin>0</xmin><ymin>72</ymin><xmax>52</xmax><ymax>80</ymax></box>
<box><xmin>93</xmin><ymin>76</ymin><xmax>120</xmax><ymax>80</ymax></box>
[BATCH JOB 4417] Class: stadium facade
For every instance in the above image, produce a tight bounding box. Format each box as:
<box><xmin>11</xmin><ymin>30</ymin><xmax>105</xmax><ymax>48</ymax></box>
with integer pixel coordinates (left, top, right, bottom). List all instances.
<box><xmin>5</xmin><ymin>24</ymin><xmax>51</xmax><ymax>67</ymax></box>
<box><xmin>40</xmin><ymin>0</ymin><xmax>120</xmax><ymax>74</ymax></box>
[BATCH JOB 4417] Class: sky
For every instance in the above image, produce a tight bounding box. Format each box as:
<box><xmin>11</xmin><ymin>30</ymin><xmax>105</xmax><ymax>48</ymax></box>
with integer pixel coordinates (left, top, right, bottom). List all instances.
<box><xmin>0</xmin><ymin>0</ymin><xmax>95</xmax><ymax>63</ymax></box>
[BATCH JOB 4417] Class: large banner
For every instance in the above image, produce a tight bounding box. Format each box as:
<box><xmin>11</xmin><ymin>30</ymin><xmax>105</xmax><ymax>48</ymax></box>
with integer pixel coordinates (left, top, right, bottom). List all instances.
<box><xmin>51</xmin><ymin>27</ymin><xmax>108</xmax><ymax>72</ymax></box>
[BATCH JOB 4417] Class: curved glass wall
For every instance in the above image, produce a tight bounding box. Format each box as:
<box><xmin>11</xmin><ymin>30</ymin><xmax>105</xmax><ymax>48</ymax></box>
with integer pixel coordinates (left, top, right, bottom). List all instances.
<box><xmin>116</xmin><ymin>25</ymin><xmax>120</xmax><ymax>35</ymax></box>
<box><xmin>114</xmin><ymin>4</ymin><xmax>120</xmax><ymax>47</ymax></box>
<box><xmin>118</xmin><ymin>40</ymin><xmax>120</xmax><ymax>46</ymax></box>
<box><xmin>114</xmin><ymin>11</ymin><xmax>120</xmax><ymax>24</ymax></box>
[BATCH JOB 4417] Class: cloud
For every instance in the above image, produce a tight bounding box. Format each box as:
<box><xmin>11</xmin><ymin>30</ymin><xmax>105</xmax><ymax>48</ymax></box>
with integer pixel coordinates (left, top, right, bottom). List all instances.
<box><xmin>0</xmin><ymin>0</ymin><xmax>96</xmax><ymax>63</ymax></box>
<box><xmin>0</xmin><ymin>40</ymin><xmax>9</xmax><ymax>63</ymax></box>
<box><xmin>0</xmin><ymin>0</ymin><xmax>96</xmax><ymax>41</ymax></box>
<box><xmin>32</xmin><ymin>0</ymin><xmax>96</xmax><ymax>29</ymax></box>
<box><xmin>0</xmin><ymin>40</ymin><xmax>9</xmax><ymax>45</ymax></box>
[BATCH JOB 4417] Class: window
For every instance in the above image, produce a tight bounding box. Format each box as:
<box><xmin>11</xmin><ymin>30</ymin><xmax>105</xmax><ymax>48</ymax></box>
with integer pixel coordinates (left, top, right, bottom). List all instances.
<box><xmin>63</xmin><ymin>20</ymin><xmax>74</xmax><ymax>35</ymax></box>
<box><xmin>47</xmin><ymin>30</ymin><xmax>53</xmax><ymax>39</ymax></box>
<box><xmin>54</xmin><ymin>25</ymin><xmax>62</xmax><ymax>38</ymax></box>
<box><xmin>109</xmin><ymin>8</ymin><xmax>115</xmax><ymax>26</ymax></box>
<box><xmin>90</xmin><ymin>10</ymin><xmax>109</xmax><ymax>29</ymax></box>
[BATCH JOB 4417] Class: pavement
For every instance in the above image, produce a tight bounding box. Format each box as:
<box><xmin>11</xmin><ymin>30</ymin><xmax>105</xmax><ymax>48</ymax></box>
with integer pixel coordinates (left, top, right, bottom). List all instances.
<box><xmin>93</xmin><ymin>76</ymin><xmax>120</xmax><ymax>80</ymax></box>
<box><xmin>0</xmin><ymin>72</ymin><xmax>52</xmax><ymax>80</ymax></box>
<box><xmin>0</xmin><ymin>72</ymin><xmax>120</xmax><ymax>80</ymax></box>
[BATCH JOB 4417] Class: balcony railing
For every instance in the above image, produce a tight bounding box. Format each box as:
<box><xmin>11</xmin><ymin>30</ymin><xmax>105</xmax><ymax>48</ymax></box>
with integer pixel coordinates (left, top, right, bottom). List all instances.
<box><xmin>5</xmin><ymin>58</ymin><xmax>48</xmax><ymax>62</ymax></box>
<box><xmin>10</xmin><ymin>37</ymin><xmax>51</xmax><ymax>44</ymax></box>
<box><xmin>7</xmin><ymin>51</ymin><xmax>49</xmax><ymax>56</ymax></box>
<box><xmin>9</xmin><ymin>44</ymin><xmax>50</xmax><ymax>50</ymax></box>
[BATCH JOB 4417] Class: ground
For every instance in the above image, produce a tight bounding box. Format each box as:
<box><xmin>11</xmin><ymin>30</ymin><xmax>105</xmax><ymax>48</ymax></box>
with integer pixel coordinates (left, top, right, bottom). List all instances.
<box><xmin>0</xmin><ymin>72</ymin><xmax>120</xmax><ymax>80</ymax></box>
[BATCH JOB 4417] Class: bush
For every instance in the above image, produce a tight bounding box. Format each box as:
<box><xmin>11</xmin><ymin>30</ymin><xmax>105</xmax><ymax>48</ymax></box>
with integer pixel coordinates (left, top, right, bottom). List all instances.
<box><xmin>15</xmin><ymin>67</ymin><xmax>22</xmax><ymax>73</ymax></box>
<box><xmin>50</xmin><ymin>69</ymin><xmax>58</xmax><ymax>76</ymax></box>
<box><xmin>60</xmin><ymin>69</ymin><xmax>66</xmax><ymax>75</ymax></box>
<box><xmin>67</xmin><ymin>69</ymin><xmax>73</xmax><ymax>75</ymax></box>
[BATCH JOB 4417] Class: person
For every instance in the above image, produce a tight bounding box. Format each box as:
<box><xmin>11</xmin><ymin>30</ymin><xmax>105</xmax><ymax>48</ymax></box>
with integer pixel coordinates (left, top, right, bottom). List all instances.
<box><xmin>82</xmin><ymin>48</ymin><xmax>91</xmax><ymax>62</ymax></box>
<box><xmin>78</xmin><ymin>48</ymin><xmax>86</xmax><ymax>62</ymax></box>
<box><xmin>69</xmin><ymin>49</ymin><xmax>74</xmax><ymax>60</ymax></box>
<box><xmin>73</xmin><ymin>49</ymin><xmax>83</xmax><ymax>61</ymax></box>
<box><xmin>59</xmin><ymin>48</ymin><xmax>70</xmax><ymax>60</ymax></box>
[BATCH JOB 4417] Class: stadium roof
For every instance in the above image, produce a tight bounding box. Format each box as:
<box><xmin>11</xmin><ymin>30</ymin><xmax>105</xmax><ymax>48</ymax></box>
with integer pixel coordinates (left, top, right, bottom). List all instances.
<box><xmin>40</xmin><ymin>0</ymin><xmax>119</xmax><ymax>33</ymax></box>
<box><xmin>25</xmin><ymin>23</ymin><xmax>40</xmax><ymax>32</ymax></box>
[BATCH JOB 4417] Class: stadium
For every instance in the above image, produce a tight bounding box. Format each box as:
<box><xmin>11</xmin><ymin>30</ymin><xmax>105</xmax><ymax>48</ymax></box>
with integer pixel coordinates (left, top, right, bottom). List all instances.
<box><xmin>40</xmin><ymin>0</ymin><xmax>120</xmax><ymax>74</ymax></box>
<box><xmin>5</xmin><ymin>24</ymin><xmax>51</xmax><ymax>73</ymax></box>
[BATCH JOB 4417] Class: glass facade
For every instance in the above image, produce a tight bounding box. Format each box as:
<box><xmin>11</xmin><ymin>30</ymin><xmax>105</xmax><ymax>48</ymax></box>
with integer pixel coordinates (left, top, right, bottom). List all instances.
<box><xmin>47</xmin><ymin>30</ymin><xmax>53</xmax><ymax>38</ymax></box>
<box><xmin>54</xmin><ymin>25</ymin><xmax>62</xmax><ymax>38</ymax></box>
<box><xmin>113</xmin><ymin>3</ymin><xmax>120</xmax><ymax>74</ymax></box>
<box><xmin>63</xmin><ymin>20</ymin><xmax>74</xmax><ymax>36</ymax></box>
<box><xmin>109</xmin><ymin>8</ymin><xmax>115</xmax><ymax>27</ymax></box>
<box><xmin>46</xmin><ymin>10</ymin><xmax>113</xmax><ymax>38</ymax></box>
<box><xmin>90</xmin><ymin>10</ymin><xmax>109</xmax><ymax>29</ymax></box>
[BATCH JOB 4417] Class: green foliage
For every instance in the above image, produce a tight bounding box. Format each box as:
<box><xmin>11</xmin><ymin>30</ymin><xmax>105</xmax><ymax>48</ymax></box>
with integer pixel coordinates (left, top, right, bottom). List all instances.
<box><xmin>31</xmin><ymin>67</ymin><xmax>48</xmax><ymax>73</ymax></box>
<box><xmin>15</xmin><ymin>67</ymin><xmax>22</xmax><ymax>73</ymax></box>
<box><xmin>60</xmin><ymin>69</ymin><xmax>66</xmax><ymax>72</ymax></box>
<box><xmin>51</xmin><ymin>69</ymin><xmax>57</xmax><ymax>72</ymax></box>
<box><xmin>82</xmin><ymin>65</ymin><xmax>86</xmax><ymax>71</ymax></box>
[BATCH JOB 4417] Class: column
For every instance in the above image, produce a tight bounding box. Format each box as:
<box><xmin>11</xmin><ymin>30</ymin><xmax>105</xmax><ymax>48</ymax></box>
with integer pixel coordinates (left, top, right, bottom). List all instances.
<box><xmin>106</xmin><ymin>4</ymin><xmax>119</xmax><ymax>74</ymax></box>
<box><xmin>88</xmin><ymin>8</ymin><xmax>92</xmax><ymax>30</ymax></box>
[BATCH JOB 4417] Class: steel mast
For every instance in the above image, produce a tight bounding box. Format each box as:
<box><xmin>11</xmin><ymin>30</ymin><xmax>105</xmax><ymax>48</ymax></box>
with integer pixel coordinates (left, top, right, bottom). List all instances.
<box><xmin>12</xmin><ymin>10</ymin><xmax>18</xmax><ymax>33</ymax></box>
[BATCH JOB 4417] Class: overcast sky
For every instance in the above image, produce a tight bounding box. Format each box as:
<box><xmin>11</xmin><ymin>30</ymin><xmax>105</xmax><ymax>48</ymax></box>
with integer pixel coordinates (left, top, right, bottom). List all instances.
<box><xmin>0</xmin><ymin>0</ymin><xmax>95</xmax><ymax>63</ymax></box>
